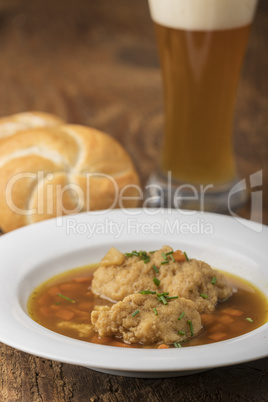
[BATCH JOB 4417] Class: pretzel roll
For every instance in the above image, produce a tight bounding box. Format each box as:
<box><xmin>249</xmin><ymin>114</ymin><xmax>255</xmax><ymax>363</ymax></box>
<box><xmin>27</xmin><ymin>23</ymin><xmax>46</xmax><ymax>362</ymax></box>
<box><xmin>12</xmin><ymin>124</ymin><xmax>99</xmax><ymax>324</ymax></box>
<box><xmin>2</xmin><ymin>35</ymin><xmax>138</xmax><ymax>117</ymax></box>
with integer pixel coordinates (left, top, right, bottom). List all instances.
<box><xmin>0</xmin><ymin>124</ymin><xmax>140</xmax><ymax>232</ymax></box>
<box><xmin>0</xmin><ymin>111</ymin><xmax>64</xmax><ymax>140</ymax></box>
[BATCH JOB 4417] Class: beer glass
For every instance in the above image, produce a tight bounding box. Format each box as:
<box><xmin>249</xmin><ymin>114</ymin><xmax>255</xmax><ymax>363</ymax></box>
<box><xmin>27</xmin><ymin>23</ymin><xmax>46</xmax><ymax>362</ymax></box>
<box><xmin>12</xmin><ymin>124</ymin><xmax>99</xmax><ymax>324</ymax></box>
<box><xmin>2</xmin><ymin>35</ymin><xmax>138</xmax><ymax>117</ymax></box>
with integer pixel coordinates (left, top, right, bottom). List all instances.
<box><xmin>147</xmin><ymin>0</ymin><xmax>258</xmax><ymax>211</ymax></box>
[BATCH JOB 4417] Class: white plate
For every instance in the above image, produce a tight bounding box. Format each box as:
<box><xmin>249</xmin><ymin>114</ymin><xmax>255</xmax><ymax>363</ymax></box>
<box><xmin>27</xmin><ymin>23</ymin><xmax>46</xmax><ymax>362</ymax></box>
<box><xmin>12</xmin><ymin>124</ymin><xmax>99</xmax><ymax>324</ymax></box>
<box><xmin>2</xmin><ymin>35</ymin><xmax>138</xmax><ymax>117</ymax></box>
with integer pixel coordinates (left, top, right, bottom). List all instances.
<box><xmin>0</xmin><ymin>209</ymin><xmax>267</xmax><ymax>378</ymax></box>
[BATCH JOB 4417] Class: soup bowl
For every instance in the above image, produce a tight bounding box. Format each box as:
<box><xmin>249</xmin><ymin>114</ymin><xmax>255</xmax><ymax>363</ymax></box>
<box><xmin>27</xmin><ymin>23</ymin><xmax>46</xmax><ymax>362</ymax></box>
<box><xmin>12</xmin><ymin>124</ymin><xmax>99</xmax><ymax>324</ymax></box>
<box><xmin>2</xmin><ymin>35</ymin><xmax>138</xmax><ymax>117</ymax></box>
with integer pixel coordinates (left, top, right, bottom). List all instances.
<box><xmin>0</xmin><ymin>209</ymin><xmax>267</xmax><ymax>377</ymax></box>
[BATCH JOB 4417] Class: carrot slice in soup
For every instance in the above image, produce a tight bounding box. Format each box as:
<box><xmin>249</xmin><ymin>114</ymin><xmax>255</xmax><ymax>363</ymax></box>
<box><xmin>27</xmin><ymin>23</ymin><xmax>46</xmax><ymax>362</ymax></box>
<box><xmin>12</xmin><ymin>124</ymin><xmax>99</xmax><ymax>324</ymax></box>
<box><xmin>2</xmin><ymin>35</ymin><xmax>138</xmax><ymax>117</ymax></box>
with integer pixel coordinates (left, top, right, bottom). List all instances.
<box><xmin>173</xmin><ymin>250</ymin><xmax>186</xmax><ymax>262</ymax></box>
<box><xmin>55</xmin><ymin>308</ymin><xmax>75</xmax><ymax>321</ymax></box>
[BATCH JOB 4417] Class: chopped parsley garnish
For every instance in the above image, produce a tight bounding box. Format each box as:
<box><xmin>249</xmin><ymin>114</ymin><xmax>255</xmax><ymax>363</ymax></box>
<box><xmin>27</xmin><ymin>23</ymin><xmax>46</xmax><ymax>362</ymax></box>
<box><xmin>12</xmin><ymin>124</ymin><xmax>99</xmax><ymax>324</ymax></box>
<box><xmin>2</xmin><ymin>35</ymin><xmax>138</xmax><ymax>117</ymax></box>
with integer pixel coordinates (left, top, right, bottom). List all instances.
<box><xmin>211</xmin><ymin>276</ymin><xmax>217</xmax><ymax>285</ymax></box>
<box><xmin>132</xmin><ymin>309</ymin><xmax>140</xmax><ymax>317</ymax></box>
<box><xmin>184</xmin><ymin>252</ymin><xmax>189</xmax><ymax>261</ymax></box>
<box><xmin>178</xmin><ymin>331</ymin><xmax>185</xmax><ymax>335</ymax></box>
<box><xmin>161</xmin><ymin>251</ymin><xmax>179</xmax><ymax>264</ymax></box>
<box><xmin>187</xmin><ymin>320</ymin><xmax>194</xmax><ymax>337</ymax></box>
<box><xmin>159</xmin><ymin>295</ymin><xmax>168</xmax><ymax>305</ymax></box>
<box><xmin>57</xmin><ymin>293</ymin><xmax>76</xmax><ymax>303</ymax></box>
<box><xmin>152</xmin><ymin>264</ymin><xmax>159</xmax><ymax>273</ymax></box>
<box><xmin>155</xmin><ymin>292</ymin><xmax>177</xmax><ymax>305</ymax></box>
<box><xmin>139</xmin><ymin>290</ymin><xmax>156</xmax><ymax>295</ymax></box>
<box><xmin>246</xmin><ymin>317</ymin><xmax>253</xmax><ymax>323</ymax></box>
<box><xmin>125</xmin><ymin>250</ymin><xmax>151</xmax><ymax>263</ymax></box>
<box><xmin>153</xmin><ymin>307</ymin><xmax>158</xmax><ymax>316</ymax></box>
<box><xmin>164</xmin><ymin>250</ymin><xmax>176</xmax><ymax>262</ymax></box>
<box><xmin>178</xmin><ymin>312</ymin><xmax>185</xmax><ymax>320</ymax></box>
<box><xmin>174</xmin><ymin>342</ymin><xmax>182</xmax><ymax>348</ymax></box>
<box><xmin>200</xmin><ymin>293</ymin><xmax>208</xmax><ymax>299</ymax></box>
<box><xmin>153</xmin><ymin>277</ymin><xmax>161</xmax><ymax>287</ymax></box>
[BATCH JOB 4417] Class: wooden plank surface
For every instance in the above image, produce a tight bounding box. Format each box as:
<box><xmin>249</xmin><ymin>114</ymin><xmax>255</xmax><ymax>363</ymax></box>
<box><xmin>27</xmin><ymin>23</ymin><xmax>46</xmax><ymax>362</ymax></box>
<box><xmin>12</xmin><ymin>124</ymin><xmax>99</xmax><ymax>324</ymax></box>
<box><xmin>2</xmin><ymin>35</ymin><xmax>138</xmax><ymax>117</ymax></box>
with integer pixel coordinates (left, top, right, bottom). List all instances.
<box><xmin>0</xmin><ymin>0</ymin><xmax>267</xmax><ymax>400</ymax></box>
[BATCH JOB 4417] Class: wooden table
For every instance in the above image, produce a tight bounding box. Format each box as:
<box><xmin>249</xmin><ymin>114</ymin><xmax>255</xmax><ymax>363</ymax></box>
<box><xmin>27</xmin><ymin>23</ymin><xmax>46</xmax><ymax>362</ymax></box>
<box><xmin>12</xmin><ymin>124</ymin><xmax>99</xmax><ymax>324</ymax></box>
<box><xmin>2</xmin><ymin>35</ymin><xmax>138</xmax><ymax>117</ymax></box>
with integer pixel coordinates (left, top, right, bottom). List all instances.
<box><xmin>0</xmin><ymin>1</ymin><xmax>267</xmax><ymax>400</ymax></box>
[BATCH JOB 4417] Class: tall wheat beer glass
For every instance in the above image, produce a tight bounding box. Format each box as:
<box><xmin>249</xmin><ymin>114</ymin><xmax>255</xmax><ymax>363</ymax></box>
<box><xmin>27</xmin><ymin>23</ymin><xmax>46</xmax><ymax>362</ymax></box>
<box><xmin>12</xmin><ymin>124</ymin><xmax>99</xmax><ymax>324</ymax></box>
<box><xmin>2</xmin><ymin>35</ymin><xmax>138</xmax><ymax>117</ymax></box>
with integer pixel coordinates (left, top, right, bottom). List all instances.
<box><xmin>147</xmin><ymin>0</ymin><xmax>258</xmax><ymax>210</ymax></box>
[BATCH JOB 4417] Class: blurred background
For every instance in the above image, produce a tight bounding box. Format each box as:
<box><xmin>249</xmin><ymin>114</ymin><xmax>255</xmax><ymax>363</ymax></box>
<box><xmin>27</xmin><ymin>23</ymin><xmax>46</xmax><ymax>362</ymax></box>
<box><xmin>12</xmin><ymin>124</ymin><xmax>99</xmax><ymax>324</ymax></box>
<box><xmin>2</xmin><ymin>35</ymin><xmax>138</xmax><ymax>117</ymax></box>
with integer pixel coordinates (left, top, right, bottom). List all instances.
<box><xmin>0</xmin><ymin>0</ymin><xmax>267</xmax><ymax>221</ymax></box>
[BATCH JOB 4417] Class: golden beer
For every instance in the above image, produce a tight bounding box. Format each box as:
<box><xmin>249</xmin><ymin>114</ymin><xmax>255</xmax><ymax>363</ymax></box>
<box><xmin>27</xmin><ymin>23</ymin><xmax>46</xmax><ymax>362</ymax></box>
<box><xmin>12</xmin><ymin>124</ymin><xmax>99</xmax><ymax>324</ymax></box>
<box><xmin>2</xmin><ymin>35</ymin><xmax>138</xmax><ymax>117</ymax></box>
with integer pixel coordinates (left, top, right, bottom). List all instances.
<box><xmin>155</xmin><ymin>23</ymin><xmax>251</xmax><ymax>184</ymax></box>
<box><xmin>148</xmin><ymin>0</ymin><xmax>258</xmax><ymax>189</ymax></box>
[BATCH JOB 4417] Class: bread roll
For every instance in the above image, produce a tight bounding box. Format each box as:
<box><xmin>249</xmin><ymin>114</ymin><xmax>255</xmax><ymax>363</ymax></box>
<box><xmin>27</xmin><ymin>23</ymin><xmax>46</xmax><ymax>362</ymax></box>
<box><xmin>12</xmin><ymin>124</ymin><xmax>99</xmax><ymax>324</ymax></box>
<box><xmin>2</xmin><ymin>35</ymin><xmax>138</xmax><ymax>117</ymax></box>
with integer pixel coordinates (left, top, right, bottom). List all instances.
<box><xmin>0</xmin><ymin>124</ymin><xmax>140</xmax><ymax>232</ymax></box>
<box><xmin>0</xmin><ymin>111</ymin><xmax>64</xmax><ymax>140</ymax></box>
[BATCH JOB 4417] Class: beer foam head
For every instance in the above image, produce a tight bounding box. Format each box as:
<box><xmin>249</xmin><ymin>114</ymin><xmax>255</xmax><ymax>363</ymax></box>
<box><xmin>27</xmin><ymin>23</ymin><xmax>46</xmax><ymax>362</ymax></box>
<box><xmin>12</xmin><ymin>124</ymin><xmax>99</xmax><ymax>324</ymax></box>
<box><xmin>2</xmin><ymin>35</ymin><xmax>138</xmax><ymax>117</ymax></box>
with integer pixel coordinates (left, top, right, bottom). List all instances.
<box><xmin>148</xmin><ymin>0</ymin><xmax>258</xmax><ymax>30</ymax></box>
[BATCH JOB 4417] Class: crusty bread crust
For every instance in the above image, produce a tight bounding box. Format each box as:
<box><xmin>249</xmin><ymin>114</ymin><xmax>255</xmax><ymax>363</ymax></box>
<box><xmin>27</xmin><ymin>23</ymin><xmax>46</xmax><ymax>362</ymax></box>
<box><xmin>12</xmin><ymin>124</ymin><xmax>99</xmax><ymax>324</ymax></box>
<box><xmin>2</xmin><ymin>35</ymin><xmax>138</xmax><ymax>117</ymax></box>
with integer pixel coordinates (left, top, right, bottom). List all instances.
<box><xmin>0</xmin><ymin>123</ymin><xmax>140</xmax><ymax>232</ymax></box>
<box><xmin>0</xmin><ymin>111</ymin><xmax>64</xmax><ymax>140</ymax></box>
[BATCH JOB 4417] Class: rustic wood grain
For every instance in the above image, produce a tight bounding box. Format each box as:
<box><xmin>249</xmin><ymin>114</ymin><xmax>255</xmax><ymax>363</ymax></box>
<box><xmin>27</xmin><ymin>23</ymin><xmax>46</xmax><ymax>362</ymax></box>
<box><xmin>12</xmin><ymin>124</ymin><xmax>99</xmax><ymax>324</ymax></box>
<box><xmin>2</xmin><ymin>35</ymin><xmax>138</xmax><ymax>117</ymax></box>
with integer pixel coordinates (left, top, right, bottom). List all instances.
<box><xmin>1</xmin><ymin>343</ymin><xmax>268</xmax><ymax>402</ymax></box>
<box><xmin>0</xmin><ymin>0</ymin><xmax>267</xmax><ymax>400</ymax></box>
